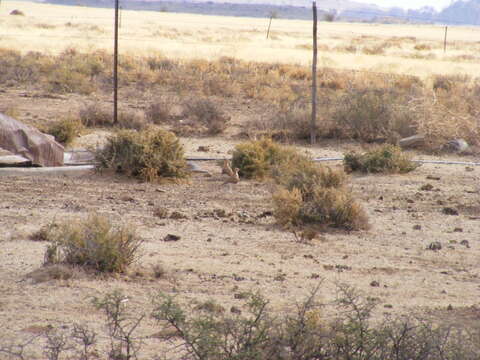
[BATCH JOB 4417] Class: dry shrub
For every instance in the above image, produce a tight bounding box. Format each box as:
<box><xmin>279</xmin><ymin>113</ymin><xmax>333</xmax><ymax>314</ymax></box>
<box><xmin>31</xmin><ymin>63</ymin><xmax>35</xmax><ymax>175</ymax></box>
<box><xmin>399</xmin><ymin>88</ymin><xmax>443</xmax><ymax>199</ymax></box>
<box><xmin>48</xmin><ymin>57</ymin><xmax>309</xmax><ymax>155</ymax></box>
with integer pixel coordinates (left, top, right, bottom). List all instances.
<box><xmin>182</xmin><ymin>98</ymin><xmax>229</xmax><ymax>135</ymax></box>
<box><xmin>245</xmin><ymin>102</ymin><xmax>311</xmax><ymax>142</ymax></box>
<box><xmin>274</xmin><ymin>187</ymin><xmax>368</xmax><ymax>231</ymax></box>
<box><xmin>145</xmin><ymin>98</ymin><xmax>172</xmax><ymax>124</ymax></box>
<box><xmin>46</xmin><ymin>117</ymin><xmax>84</xmax><ymax>145</ymax></box>
<box><xmin>344</xmin><ymin>145</ymin><xmax>418</xmax><ymax>174</ymax></box>
<box><xmin>231</xmin><ymin>138</ymin><xmax>300</xmax><ymax>179</ymax></box>
<box><xmin>80</xmin><ymin>103</ymin><xmax>146</xmax><ymax>130</ymax></box>
<box><xmin>117</xmin><ymin>110</ymin><xmax>148</xmax><ymax>130</ymax></box>
<box><xmin>79</xmin><ymin>102</ymin><xmax>113</xmax><ymax>127</ymax></box>
<box><xmin>332</xmin><ymin>88</ymin><xmax>417</xmax><ymax>143</ymax></box>
<box><xmin>362</xmin><ymin>44</ymin><xmax>386</xmax><ymax>55</ymax></box>
<box><xmin>231</xmin><ymin>138</ymin><xmax>367</xmax><ymax>231</ymax></box>
<box><xmin>95</xmin><ymin>127</ymin><xmax>189</xmax><ymax>181</ymax></box>
<box><xmin>44</xmin><ymin>213</ymin><xmax>142</xmax><ymax>273</ymax></box>
<box><xmin>272</xmin><ymin>154</ymin><xmax>367</xmax><ymax>231</ymax></box>
<box><xmin>414</xmin><ymin>43</ymin><xmax>432</xmax><ymax>51</ymax></box>
<box><xmin>30</xmin><ymin>222</ymin><xmax>58</xmax><ymax>242</ymax></box>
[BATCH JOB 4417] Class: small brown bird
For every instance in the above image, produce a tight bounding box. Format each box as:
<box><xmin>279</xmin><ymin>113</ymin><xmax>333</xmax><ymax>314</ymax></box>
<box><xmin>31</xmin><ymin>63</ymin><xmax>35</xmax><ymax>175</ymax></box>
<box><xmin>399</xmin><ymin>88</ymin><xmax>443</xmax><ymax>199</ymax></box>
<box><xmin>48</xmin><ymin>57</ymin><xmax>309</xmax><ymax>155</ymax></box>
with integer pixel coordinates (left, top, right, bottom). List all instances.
<box><xmin>221</xmin><ymin>159</ymin><xmax>235</xmax><ymax>177</ymax></box>
<box><xmin>223</xmin><ymin>168</ymin><xmax>240</xmax><ymax>185</ymax></box>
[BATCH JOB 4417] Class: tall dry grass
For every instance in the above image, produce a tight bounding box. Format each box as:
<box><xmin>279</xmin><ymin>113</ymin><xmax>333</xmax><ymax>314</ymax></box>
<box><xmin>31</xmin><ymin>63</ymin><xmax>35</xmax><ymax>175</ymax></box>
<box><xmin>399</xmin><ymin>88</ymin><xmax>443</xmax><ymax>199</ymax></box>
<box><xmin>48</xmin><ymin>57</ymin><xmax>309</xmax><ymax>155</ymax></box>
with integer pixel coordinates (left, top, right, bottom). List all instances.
<box><xmin>0</xmin><ymin>45</ymin><xmax>478</xmax><ymax>150</ymax></box>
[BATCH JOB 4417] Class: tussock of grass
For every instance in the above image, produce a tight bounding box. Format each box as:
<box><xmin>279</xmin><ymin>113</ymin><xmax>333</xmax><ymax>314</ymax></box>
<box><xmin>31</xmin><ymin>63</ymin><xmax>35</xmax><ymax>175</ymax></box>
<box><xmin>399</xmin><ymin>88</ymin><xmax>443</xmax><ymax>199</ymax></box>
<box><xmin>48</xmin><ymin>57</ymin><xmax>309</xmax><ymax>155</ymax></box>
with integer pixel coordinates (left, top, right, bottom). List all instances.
<box><xmin>44</xmin><ymin>213</ymin><xmax>142</xmax><ymax>273</ymax></box>
<box><xmin>231</xmin><ymin>138</ymin><xmax>303</xmax><ymax>179</ymax></box>
<box><xmin>1</xmin><ymin>47</ymin><xmax>478</xmax><ymax>150</ymax></box>
<box><xmin>46</xmin><ymin>117</ymin><xmax>84</xmax><ymax>145</ymax></box>
<box><xmin>95</xmin><ymin>127</ymin><xmax>189</xmax><ymax>182</ymax></box>
<box><xmin>232</xmin><ymin>138</ymin><xmax>367</xmax><ymax>231</ymax></box>
<box><xmin>344</xmin><ymin>145</ymin><xmax>419</xmax><ymax>174</ymax></box>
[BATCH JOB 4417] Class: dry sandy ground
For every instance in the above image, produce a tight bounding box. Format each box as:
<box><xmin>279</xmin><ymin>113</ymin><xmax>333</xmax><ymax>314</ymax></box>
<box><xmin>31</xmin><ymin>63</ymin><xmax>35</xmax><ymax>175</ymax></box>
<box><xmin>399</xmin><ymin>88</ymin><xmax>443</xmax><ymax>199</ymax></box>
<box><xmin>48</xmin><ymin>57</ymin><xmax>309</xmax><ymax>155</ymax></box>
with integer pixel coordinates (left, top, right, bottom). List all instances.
<box><xmin>1</xmin><ymin>124</ymin><xmax>480</xmax><ymax>358</ymax></box>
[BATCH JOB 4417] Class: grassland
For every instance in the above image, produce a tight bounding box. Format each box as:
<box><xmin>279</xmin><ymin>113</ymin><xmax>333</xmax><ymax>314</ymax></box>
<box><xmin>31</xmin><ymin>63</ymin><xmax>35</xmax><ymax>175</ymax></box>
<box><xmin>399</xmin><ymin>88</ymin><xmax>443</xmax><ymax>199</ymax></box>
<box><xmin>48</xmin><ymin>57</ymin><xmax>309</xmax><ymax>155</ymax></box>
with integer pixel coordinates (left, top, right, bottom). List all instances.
<box><xmin>2</xmin><ymin>0</ymin><xmax>480</xmax><ymax>77</ymax></box>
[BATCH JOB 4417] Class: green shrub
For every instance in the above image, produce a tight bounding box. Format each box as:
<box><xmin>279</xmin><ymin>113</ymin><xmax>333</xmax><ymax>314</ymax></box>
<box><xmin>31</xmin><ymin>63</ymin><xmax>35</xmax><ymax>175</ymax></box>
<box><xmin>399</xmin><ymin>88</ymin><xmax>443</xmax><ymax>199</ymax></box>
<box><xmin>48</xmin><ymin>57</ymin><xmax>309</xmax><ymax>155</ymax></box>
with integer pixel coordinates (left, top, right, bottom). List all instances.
<box><xmin>273</xmin><ymin>184</ymin><xmax>368</xmax><ymax>231</ymax></box>
<box><xmin>231</xmin><ymin>139</ymin><xmax>367</xmax><ymax>231</ymax></box>
<box><xmin>44</xmin><ymin>214</ymin><xmax>142</xmax><ymax>273</ymax></box>
<box><xmin>231</xmin><ymin>138</ymin><xmax>301</xmax><ymax>179</ymax></box>
<box><xmin>344</xmin><ymin>144</ymin><xmax>419</xmax><ymax>174</ymax></box>
<box><xmin>46</xmin><ymin>117</ymin><xmax>84</xmax><ymax>145</ymax></box>
<box><xmin>95</xmin><ymin>127</ymin><xmax>189</xmax><ymax>181</ymax></box>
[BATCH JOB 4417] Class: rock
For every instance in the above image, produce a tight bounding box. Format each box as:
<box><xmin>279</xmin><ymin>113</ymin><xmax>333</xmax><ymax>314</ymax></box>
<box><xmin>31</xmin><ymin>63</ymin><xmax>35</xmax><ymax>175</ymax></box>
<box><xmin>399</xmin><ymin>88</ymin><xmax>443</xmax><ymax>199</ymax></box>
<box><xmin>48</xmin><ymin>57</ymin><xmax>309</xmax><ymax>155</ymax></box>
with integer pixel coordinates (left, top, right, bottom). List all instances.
<box><xmin>230</xmin><ymin>306</ymin><xmax>242</xmax><ymax>314</ymax></box>
<box><xmin>453</xmin><ymin>227</ymin><xmax>463</xmax><ymax>232</ymax></box>
<box><xmin>170</xmin><ymin>211</ymin><xmax>188</xmax><ymax>220</ymax></box>
<box><xmin>442</xmin><ymin>207</ymin><xmax>459</xmax><ymax>216</ymax></box>
<box><xmin>163</xmin><ymin>234</ymin><xmax>181</xmax><ymax>242</ymax></box>
<box><xmin>427</xmin><ymin>241</ymin><xmax>442</xmax><ymax>251</ymax></box>
<box><xmin>370</xmin><ymin>280</ymin><xmax>380</xmax><ymax>287</ymax></box>
<box><xmin>447</xmin><ymin>304</ymin><xmax>453</xmax><ymax>311</ymax></box>
<box><xmin>197</xmin><ymin>145</ymin><xmax>210</xmax><ymax>152</ymax></box>
<box><xmin>399</xmin><ymin>134</ymin><xmax>425</xmax><ymax>149</ymax></box>
<box><xmin>442</xmin><ymin>139</ymin><xmax>469</xmax><ymax>153</ymax></box>
<box><xmin>460</xmin><ymin>240</ymin><xmax>470</xmax><ymax>248</ymax></box>
<box><xmin>426</xmin><ymin>175</ymin><xmax>441</xmax><ymax>181</ymax></box>
<box><xmin>413</xmin><ymin>224</ymin><xmax>422</xmax><ymax>230</ymax></box>
<box><xmin>420</xmin><ymin>184</ymin><xmax>434</xmax><ymax>191</ymax></box>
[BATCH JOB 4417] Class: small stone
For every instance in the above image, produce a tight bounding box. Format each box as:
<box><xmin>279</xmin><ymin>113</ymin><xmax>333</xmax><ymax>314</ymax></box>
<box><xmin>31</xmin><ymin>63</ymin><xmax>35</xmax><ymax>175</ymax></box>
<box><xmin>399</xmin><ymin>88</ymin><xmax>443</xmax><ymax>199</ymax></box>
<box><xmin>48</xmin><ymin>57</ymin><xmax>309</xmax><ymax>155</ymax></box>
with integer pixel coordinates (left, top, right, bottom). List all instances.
<box><xmin>311</xmin><ymin>273</ymin><xmax>320</xmax><ymax>279</ymax></box>
<box><xmin>427</xmin><ymin>242</ymin><xmax>442</xmax><ymax>251</ymax></box>
<box><xmin>413</xmin><ymin>224</ymin><xmax>422</xmax><ymax>230</ymax></box>
<box><xmin>460</xmin><ymin>240</ymin><xmax>470</xmax><ymax>248</ymax></box>
<box><xmin>453</xmin><ymin>227</ymin><xmax>463</xmax><ymax>232</ymax></box>
<box><xmin>420</xmin><ymin>184</ymin><xmax>434</xmax><ymax>191</ymax></box>
<box><xmin>163</xmin><ymin>234</ymin><xmax>181</xmax><ymax>242</ymax></box>
<box><xmin>384</xmin><ymin>304</ymin><xmax>393</xmax><ymax>309</ymax></box>
<box><xmin>197</xmin><ymin>145</ymin><xmax>210</xmax><ymax>152</ymax></box>
<box><xmin>370</xmin><ymin>280</ymin><xmax>380</xmax><ymax>287</ymax></box>
<box><xmin>442</xmin><ymin>207</ymin><xmax>459</xmax><ymax>216</ymax></box>
<box><xmin>447</xmin><ymin>304</ymin><xmax>453</xmax><ymax>311</ymax></box>
<box><xmin>465</xmin><ymin>166</ymin><xmax>474</xmax><ymax>172</ymax></box>
<box><xmin>230</xmin><ymin>306</ymin><xmax>242</xmax><ymax>314</ymax></box>
<box><xmin>156</xmin><ymin>188</ymin><xmax>166</xmax><ymax>193</ymax></box>
<box><xmin>426</xmin><ymin>175</ymin><xmax>441</xmax><ymax>181</ymax></box>
<box><xmin>170</xmin><ymin>211</ymin><xmax>188</xmax><ymax>220</ymax></box>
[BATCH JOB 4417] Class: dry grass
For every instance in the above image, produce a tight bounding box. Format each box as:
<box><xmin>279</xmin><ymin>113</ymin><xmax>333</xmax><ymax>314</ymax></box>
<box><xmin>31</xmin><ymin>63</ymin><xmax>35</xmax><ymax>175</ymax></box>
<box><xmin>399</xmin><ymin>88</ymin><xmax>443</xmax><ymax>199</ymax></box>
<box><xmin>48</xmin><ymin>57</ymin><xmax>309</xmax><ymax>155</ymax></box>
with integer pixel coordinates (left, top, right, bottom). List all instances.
<box><xmin>344</xmin><ymin>145</ymin><xmax>419</xmax><ymax>174</ymax></box>
<box><xmin>43</xmin><ymin>213</ymin><xmax>142</xmax><ymax>273</ymax></box>
<box><xmin>95</xmin><ymin>127</ymin><xmax>189</xmax><ymax>181</ymax></box>
<box><xmin>2</xmin><ymin>1</ymin><xmax>480</xmax><ymax>78</ymax></box>
<box><xmin>0</xmin><ymin>1</ymin><xmax>479</xmax><ymax>152</ymax></box>
<box><xmin>45</xmin><ymin>117</ymin><xmax>84</xmax><ymax>145</ymax></box>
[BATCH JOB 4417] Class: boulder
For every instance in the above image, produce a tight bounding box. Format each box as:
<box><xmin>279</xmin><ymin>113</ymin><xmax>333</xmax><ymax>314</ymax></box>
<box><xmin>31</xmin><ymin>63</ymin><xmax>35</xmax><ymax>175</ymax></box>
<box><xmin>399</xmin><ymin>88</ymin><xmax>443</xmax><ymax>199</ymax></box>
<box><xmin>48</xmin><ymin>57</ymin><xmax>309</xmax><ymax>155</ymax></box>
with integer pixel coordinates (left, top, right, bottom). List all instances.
<box><xmin>0</xmin><ymin>112</ymin><xmax>64</xmax><ymax>167</ymax></box>
<box><xmin>399</xmin><ymin>134</ymin><xmax>425</xmax><ymax>149</ymax></box>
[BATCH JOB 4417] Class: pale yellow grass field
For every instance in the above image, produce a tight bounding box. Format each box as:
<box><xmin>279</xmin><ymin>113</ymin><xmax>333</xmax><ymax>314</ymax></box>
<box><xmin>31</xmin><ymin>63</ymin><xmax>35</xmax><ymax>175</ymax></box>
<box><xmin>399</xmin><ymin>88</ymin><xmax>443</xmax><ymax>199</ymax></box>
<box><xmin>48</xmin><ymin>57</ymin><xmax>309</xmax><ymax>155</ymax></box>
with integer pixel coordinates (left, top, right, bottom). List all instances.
<box><xmin>1</xmin><ymin>0</ymin><xmax>480</xmax><ymax>77</ymax></box>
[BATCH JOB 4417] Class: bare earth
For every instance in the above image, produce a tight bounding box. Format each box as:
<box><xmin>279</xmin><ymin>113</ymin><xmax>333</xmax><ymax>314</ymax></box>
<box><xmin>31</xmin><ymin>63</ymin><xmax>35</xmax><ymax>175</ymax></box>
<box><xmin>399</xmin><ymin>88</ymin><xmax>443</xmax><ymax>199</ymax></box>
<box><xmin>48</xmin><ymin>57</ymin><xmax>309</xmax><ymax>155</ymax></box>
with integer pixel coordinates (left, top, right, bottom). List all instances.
<box><xmin>1</xmin><ymin>77</ymin><xmax>480</xmax><ymax>357</ymax></box>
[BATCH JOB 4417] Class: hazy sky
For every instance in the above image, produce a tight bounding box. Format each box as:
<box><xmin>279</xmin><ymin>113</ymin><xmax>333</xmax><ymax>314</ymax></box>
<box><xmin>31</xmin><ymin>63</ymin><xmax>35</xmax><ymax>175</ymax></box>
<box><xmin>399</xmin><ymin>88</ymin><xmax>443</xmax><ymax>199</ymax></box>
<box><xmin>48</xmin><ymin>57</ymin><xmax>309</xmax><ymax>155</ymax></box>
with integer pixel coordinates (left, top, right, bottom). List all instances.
<box><xmin>354</xmin><ymin>0</ymin><xmax>453</xmax><ymax>10</ymax></box>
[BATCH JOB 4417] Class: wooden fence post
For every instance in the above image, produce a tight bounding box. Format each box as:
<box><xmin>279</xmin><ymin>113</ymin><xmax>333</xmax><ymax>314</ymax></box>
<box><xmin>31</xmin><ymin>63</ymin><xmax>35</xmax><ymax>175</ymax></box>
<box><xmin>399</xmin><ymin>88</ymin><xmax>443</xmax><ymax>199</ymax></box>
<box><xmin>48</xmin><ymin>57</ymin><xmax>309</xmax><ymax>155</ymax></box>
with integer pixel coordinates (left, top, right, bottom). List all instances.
<box><xmin>311</xmin><ymin>0</ymin><xmax>318</xmax><ymax>145</ymax></box>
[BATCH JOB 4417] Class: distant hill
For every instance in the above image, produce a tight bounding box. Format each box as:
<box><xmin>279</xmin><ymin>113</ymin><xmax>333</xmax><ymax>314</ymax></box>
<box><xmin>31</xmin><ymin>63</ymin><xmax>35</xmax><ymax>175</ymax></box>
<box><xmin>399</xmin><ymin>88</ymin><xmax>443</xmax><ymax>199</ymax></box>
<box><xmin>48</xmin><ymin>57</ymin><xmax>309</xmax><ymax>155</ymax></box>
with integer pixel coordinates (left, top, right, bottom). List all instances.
<box><xmin>45</xmin><ymin>0</ymin><xmax>480</xmax><ymax>25</ymax></box>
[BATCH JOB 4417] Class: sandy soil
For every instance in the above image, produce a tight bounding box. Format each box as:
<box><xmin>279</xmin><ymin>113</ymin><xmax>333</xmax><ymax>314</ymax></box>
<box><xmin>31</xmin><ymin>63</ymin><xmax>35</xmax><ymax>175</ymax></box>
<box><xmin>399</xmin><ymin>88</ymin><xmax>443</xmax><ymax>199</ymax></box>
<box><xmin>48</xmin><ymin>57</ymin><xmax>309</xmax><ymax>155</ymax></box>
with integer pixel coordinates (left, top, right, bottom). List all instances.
<box><xmin>1</xmin><ymin>84</ymin><xmax>480</xmax><ymax>357</ymax></box>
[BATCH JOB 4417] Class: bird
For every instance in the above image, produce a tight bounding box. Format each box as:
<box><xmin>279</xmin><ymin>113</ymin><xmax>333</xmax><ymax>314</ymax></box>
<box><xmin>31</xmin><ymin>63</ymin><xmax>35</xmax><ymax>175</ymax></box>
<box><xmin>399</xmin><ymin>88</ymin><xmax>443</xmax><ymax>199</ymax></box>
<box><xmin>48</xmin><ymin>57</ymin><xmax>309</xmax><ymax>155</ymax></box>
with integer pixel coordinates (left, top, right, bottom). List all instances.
<box><xmin>221</xmin><ymin>159</ymin><xmax>235</xmax><ymax>177</ymax></box>
<box><xmin>222</xmin><ymin>167</ymin><xmax>240</xmax><ymax>185</ymax></box>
